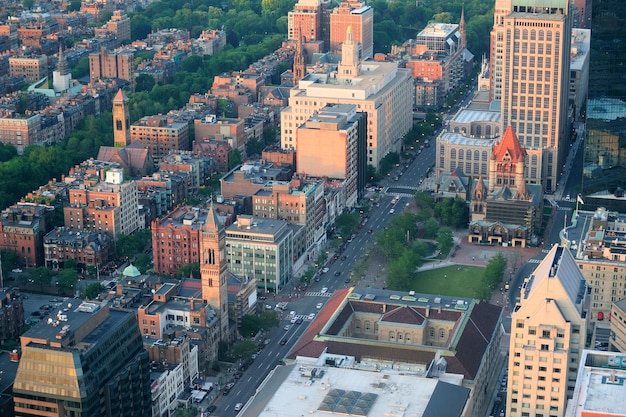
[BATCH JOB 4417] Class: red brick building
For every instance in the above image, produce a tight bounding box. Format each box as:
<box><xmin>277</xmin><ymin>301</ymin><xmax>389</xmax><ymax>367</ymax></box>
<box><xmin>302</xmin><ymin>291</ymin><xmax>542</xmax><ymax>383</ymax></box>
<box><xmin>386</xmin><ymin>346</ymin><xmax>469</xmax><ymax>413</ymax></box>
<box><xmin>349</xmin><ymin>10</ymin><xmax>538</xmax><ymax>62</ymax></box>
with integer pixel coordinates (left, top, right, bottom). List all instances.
<box><xmin>0</xmin><ymin>203</ymin><xmax>54</xmax><ymax>268</ymax></box>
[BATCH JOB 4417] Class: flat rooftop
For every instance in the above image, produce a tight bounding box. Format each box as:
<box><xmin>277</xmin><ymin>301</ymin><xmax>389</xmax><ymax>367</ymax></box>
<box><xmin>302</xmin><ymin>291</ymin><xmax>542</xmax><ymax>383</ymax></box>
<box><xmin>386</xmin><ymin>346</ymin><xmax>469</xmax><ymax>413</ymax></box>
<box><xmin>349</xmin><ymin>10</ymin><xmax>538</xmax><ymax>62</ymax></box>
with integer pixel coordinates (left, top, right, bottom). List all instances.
<box><xmin>245</xmin><ymin>359</ymin><xmax>469</xmax><ymax>417</ymax></box>
<box><xmin>568</xmin><ymin>350</ymin><xmax>626</xmax><ymax>417</ymax></box>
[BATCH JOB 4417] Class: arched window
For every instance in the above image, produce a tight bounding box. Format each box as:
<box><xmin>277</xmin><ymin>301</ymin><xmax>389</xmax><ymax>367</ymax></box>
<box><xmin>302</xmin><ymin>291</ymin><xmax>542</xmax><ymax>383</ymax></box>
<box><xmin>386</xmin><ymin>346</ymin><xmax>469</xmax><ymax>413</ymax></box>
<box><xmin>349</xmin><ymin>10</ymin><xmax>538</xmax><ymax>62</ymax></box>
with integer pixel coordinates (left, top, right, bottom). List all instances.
<box><xmin>405</xmin><ymin>333</ymin><xmax>411</xmax><ymax>342</ymax></box>
<box><xmin>439</xmin><ymin>328</ymin><xmax>445</xmax><ymax>338</ymax></box>
<box><xmin>538</xmin><ymin>30</ymin><xmax>544</xmax><ymax>41</ymax></box>
<box><xmin>530</xmin><ymin>29</ymin><xmax>536</xmax><ymax>40</ymax></box>
<box><xmin>429</xmin><ymin>327</ymin><xmax>435</xmax><ymax>337</ymax></box>
<box><xmin>397</xmin><ymin>333</ymin><xmax>403</xmax><ymax>341</ymax></box>
<box><xmin>355</xmin><ymin>319</ymin><xmax>361</xmax><ymax>329</ymax></box>
<box><xmin>364</xmin><ymin>321</ymin><xmax>370</xmax><ymax>330</ymax></box>
<box><xmin>451</xmin><ymin>148</ymin><xmax>457</xmax><ymax>159</ymax></box>
<box><xmin>522</xmin><ymin>29</ymin><xmax>528</xmax><ymax>40</ymax></box>
<box><xmin>486</xmin><ymin>125</ymin><xmax>492</xmax><ymax>136</ymax></box>
<box><xmin>389</xmin><ymin>331</ymin><xmax>395</xmax><ymax>340</ymax></box>
<box><xmin>531</xmin><ymin>155</ymin><xmax>538</xmax><ymax>166</ymax></box>
<box><xmin>482</xmin><ymin>151</ymin><xmax>488</xmax><ymax>161</ymax></box>
<box><xmin>474</xmin><ymin>150</ymin><xmax>480</xmax><ymax>161</ymax></box>
<box><xmin>466</xmin><ymin>150</ymin><xmax>472</xmax><ymax>160</ymax></box>
<box><xmin>476</xmin><ymin>125</ymin><xmax>482</xmax><ymax>136</ymax></box>
<box><xmin>547</xmin><ymin>31</ymin><xmax>552</xmax><ymax>42</ymax></box>
<box><xmin>454</xmin><ymin>127</ymin><xmax>459</xmax><ymax>133</ymax></box>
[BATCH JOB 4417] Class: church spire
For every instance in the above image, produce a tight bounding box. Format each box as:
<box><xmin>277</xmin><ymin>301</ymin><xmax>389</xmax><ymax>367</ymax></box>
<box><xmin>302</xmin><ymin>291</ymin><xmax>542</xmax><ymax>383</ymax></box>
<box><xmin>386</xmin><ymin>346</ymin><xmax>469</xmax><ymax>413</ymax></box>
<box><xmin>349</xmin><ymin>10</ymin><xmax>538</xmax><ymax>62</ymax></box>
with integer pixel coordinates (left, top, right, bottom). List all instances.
<box><xmin>57</xmin><ymin>42</ymin><xmax>68</xmax><ymax>76</ymax></box>
<box><xmin>459</xmin><ymin>5</ymin><xmax>466</xmax><ymax>50</ymax></box>
<box><xmin>293</xmin><ymin>34</ymin><xmax>306</xmax><ymax>84</ymax></box>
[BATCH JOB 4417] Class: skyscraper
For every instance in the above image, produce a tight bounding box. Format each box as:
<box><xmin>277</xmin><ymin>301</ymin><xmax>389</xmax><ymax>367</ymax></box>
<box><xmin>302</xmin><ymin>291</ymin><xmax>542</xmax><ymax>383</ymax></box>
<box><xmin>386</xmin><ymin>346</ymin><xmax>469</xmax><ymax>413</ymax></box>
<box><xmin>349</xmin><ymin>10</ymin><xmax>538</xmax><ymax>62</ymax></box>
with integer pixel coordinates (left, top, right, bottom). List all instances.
<box><xmin>491</xmin><ymin>0</ymin><xmax>572</xmax><ymax>192</ymax></box>
<box><xmin>200</xmin><ymin>202</ymin><xmax>229</xmax><ymax>338</ymax></box>
<box><xmin>507</xmin><ymin>245</ymin><xmax>590</xmax><ymax>417</ymax></box>
<box><xmin>581</xmin><ymin>0</ymin><xmax>626</xmax><ymax>211</ymax></box>
<box><xmin>112</xmin><ymin>89</ymin><xmax>130</xmax><ymax>147</ymax></box>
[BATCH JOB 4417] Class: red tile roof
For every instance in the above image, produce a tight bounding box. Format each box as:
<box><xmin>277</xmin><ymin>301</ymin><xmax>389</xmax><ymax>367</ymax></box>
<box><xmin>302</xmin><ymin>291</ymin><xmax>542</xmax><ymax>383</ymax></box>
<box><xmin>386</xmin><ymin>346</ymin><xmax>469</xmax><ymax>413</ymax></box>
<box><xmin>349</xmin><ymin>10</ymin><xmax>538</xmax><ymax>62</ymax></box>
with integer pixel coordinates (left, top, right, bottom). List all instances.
<box><xmin>492</xmin><ymin>126</ymin><xmax>524</xmax><ymax>162</ymax></box>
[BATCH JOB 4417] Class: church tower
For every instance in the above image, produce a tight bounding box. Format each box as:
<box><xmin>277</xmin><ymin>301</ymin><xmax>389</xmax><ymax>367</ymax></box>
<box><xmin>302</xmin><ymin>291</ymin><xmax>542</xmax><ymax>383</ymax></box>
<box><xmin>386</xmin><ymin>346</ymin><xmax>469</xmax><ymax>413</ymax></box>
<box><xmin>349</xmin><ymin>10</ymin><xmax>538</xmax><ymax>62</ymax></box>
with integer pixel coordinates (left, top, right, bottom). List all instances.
<box><xmin>112</xmin><ymin>89</ymin><xmax>130</xmax><ymax>147</ymax></box>
<box><xmin>338</xmin><ymin>25</ymin><xmax>361</xmax><ymax>78</ymax></box>
<box><xmin>293</xmin><ymin>34</ymin><xmax>306</xmax><ymax>84</ymax></box>
<box><xmin>200</xmin><ymin>201</ymin><xmax>229</xmax><ymax>338</ymax></box>
<box><xmin>53</xmin><ymin>42</ymin><xmax>71</xmax><ymax>93</ymax></box>
<box><xmin>471</xmin><ymin>176</ymin><xmax>487</xmax><ymax>221</ymax></box>
<box><xmin>488</xmin><ymin>126</ymin><xmax>526</xmax><ymax>195</ymax></box>
<box><xmin>459</xmin><ymin>5</ymin><xmax>466</xmax><ymax>51</ymax></box>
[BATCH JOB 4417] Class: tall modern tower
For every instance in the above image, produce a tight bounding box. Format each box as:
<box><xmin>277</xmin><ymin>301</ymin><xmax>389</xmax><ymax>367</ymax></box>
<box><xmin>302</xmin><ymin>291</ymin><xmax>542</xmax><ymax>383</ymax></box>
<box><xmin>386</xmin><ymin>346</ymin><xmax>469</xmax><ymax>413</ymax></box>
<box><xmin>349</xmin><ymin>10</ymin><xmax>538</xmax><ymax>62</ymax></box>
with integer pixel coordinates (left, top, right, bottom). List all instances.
<box><xmin>581</xmin><ymin>0</ymin><xmax>626</xmax><ymax>211</ymax></box>
<box><xmin>491</xmin><ymin>0</ymin><xmax>572</xmax><ymax>192</ymax></box>
<box><xmin>112</xmin><ymin>89</ymin><xmax>130</xmax><ymax>147</ymax></box>
<box><xmin>506</xmin><ymin>245</ymin><xmax>589</xmax><ymax>417</ymax></box>
<box><xmin>200</xmin><ymin>202</ymin><xmax>229</xmax><ymax>338</ymax></box>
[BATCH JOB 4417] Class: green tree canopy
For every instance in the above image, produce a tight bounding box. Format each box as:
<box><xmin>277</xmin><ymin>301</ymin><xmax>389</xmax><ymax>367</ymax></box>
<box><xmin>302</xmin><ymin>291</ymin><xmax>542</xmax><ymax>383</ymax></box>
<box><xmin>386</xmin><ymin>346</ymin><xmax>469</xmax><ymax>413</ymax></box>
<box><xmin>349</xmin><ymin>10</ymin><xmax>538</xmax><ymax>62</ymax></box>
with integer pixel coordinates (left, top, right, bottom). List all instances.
<box><xmin>85</xmin><ymin>282</ymin><xmax>106</xmax><ymax>299</ymax></box>
<box><xmin>177</xmin><ymin>262</ymin><xmax>200</xmax><ymax>279</ymax></box>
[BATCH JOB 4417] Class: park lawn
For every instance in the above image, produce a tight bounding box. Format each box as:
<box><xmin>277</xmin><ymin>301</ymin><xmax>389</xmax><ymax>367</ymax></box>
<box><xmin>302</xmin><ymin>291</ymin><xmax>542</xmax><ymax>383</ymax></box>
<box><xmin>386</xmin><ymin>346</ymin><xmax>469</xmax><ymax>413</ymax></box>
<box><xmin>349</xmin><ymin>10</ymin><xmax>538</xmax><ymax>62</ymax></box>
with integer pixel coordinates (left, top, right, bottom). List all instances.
<box><xmin>412</xmin><ymin>264</ymin><xmax>486</xmax><ymax>298</ymax></box>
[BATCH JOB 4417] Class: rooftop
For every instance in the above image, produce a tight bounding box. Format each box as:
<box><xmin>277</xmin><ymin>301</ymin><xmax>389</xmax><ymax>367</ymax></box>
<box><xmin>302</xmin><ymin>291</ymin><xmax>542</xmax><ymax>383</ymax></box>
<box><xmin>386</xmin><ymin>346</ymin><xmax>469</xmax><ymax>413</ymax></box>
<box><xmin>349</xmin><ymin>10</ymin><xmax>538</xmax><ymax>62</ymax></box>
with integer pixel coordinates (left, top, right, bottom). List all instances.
<box><xmin>246</xmin><ymin>360</ymin><xmax>470</xmax><ymax>417</ymax></box>
<box><xmin>567</xmin><ymin>350</ymin><xmax>626</xmax><ymax>417</ymax></box>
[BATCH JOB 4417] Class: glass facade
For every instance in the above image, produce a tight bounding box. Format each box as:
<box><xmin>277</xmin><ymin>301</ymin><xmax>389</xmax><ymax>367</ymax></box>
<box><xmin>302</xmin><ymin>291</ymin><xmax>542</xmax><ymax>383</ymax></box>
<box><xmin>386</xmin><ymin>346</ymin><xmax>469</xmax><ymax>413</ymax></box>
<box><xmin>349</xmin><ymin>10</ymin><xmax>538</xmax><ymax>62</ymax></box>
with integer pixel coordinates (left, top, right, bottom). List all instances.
<box><xmin>582</xmin><ymin>0</ymin><xmax>626</xmax><ymax>207</ymax></box>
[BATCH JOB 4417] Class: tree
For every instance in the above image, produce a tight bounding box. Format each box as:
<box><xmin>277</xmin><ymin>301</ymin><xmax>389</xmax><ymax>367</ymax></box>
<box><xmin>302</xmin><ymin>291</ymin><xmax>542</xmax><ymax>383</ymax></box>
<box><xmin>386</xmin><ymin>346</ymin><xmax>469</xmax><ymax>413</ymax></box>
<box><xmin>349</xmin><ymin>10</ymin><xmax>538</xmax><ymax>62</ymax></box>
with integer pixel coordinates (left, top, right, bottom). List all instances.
<box><xmin>176</xmin><ymin>407</ymin><xmax>199</xmax><ymax>417</ymax></box>
<box><xmin>258</xmin><ymin>310</ymin><xmax>279</xmax><ymax>331</ymax></box>
<box><xmin>335</xmin><ymin>213</ymin><xmax>359</xmax><ymax>238</ymax></box>
<box><xmin>240</xmin><ymin>314</ymin><xmax>262</xmax><ymax>337</ymax></box>
<box><xmin>23</xmin><ymin>0</ymin><xmax>35</xmax><ymax>9</ymax></box>
<box><xmin>483</xmin><ymin>252</ymin><xmax>507</xmax><ymax>290</ymax></box>
<box><xmin>57</xmin><ymin>268</ymin><xmax>78</xmax><ymax>295</ymax></box>
<box><xmin>66</xmin><ymin>0</ymin><xmax>81</xmax><ymax>12</ymax></box>
<box><xmin>135</xmin><ymin>74</ymin><xmax>155</xmax><ymax>92</ymax></box>
<box><xmin>134</xmin><ymin>254</ymin><xmax>153</xmax><ymax>274</ymax></box>
<box><xmin>115</xmin><ymin>230</ymin><xmax>151</xmax><ymax>257</ymax></box>
<box><xmin>177</xmin><ymin>262</ymin><xmax>200</xmax><ymax>279</ymax></box>
<box><xmin>231</xmin><ymin>339</ymin><xmax>257</xmax><ymax>359</ymax></box>
<box><xmin>228</xmin><ymin>149</ymin><xmax>242</xmax><ymax>170</ymax></box>
<box><xmin>85</xmin><ymin>282</ymin><xmax>105</xmax><ymax>299</ymax></box>
<box><xmin>29</xmin><ymin>267</ymin><xmax>53</xmax><ymax>289</ymax></box>
<box><xmin>436</xmin><ymin>227</ymin><xmax>454</xmax><ymax>256</ymax></box>
<box><xmin>423</xmin><ymin>217</ymin><xmax>439</xmax><ymax>239</ymax></box>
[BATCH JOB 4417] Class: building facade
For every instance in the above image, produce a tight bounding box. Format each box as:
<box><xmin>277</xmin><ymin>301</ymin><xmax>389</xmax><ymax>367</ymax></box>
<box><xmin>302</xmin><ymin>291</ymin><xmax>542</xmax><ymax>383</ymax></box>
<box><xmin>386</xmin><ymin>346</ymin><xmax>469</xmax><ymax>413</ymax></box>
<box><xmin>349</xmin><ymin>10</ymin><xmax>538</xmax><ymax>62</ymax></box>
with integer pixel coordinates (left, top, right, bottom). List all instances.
<box><xmin>329</xmin><ymin>1</ymin><xmax>373</xmax><ymax>60</ymax></box>
<box><xmin>8</xmin><ymin>55</ymin><xmax>47</xmax><ymax>82</ymax></box>
<box><xmin>281</xmin><ymin>34</ymin><xmax>413</xmax><ymax>169</ymax></box>
<box><xmin>112</xmin><ymin>88</ymin><xmax>130</xmax><ymax>147</ymax></box>
<box><xmin>225</xmin><ymin>215</ymin><xmax>293</xmax><ymax>293</ymax></box>
<box><xmin>43</xmin><ymin>227</ymin><xmax>112</xmax><ymax>270</ymax></box>
<box><xmin>507</xmin><ymin>245</ymin><xmax>590</xmax><ymax>417</ymax></box>
<box><xmin>491</xmin><ymin>0</ymin><xmax>572</xmax><ymax>193</ymax></box>
<box><xmin>13</xmin><ymin>303</ymin><xmax>152</xmax><ymax>416</ymax></box>
<box><xmin>89</xmin><ymin>47</ymin><xmax>134</xmax><ymax>83</ymax></box>
<box><xmin>131</xmin><ymin>115</ymin><xmax>189</xmax><ymax>163</ymax></box>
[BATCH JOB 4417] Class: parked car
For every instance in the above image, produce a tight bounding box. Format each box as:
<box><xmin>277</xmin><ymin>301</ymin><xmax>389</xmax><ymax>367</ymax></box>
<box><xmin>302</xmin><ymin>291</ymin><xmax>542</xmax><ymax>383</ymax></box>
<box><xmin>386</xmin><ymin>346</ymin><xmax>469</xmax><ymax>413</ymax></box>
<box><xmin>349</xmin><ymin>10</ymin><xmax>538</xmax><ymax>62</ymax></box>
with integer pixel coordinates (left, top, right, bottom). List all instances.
<box><xmin>234</xmin><ymin>403</ymin><xmax>243</xmax><ymax>411</ymax></box>
<box><xmin>316</xmin><ymin>302</ymin><xmax>323</xmax><ymax>309</ymax></box>
<box><xmin>307</xmin><ymin>313</ymin><xmax>316</xmax><ymax>320</ymax></box>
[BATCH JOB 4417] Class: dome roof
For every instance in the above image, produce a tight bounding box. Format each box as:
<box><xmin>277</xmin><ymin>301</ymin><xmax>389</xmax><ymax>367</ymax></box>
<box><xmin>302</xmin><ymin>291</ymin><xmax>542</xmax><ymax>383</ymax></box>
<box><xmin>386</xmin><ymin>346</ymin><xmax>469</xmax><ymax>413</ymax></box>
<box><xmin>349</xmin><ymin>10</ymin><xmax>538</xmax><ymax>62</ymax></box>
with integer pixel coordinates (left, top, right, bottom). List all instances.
<box><xmin>122</xmin><ymin>264</ymin><xmax>141</xmax><ymax>277</ymax></box>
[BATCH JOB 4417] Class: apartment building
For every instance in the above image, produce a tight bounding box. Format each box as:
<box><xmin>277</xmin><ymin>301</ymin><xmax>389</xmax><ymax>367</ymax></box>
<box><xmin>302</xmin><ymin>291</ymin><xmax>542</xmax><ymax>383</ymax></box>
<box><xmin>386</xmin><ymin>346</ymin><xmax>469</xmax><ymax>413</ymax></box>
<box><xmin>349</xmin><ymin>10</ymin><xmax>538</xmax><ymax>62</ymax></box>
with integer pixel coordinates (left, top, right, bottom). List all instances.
<box><xmin>225</xmin><ymin>215</ymin><xmax>293</xmax><ymax>293</ymax></box>
<box><xmin>8</xmin><ymin>55</ymin><xmax>47</xmax><ymax>82</ymax></box>
<box><xmin>89</xmin><ymin>47</ymin><xmax>134</xmax><ymax>83</ymax></box>
<box><xmin>0</xmin><ymin>203</ymin><xmax>54</xmax><ymax>268</ymax></box>
<box><xmin>329</xmin><ymin>0</ymin><xmax>373</xmax><ymax>59</ymax></box>
<box><xmin>288</xmin><ymin>0</ymin><xmax>324</xmax><ymax>43</ymax></box>
<box><xmin>131</xmin><ymin>115</ymin><xmax>189</xmax><ymax>163</ymax></box>
<box><xmin>95</xmin><ymin>10</ymin><xmax>131</xmax><ymax>44</ymax></box>
<box><xmin>151</xmin><ymin>206</ymin><xmax>213</xmax><ymax>276</ymax></box>
<box><xmin>13</xmin><ymin>303</ymin><xmax>151</xmax><ymax>416</ymax></box>
<box><xmin>194</xmin><ymin>115</ymin><xmax>245</xmax><ymax>156</ymax></box>
<box><xmin>0</xmin><ymin>289</ymin><xmax>24</xmax><ymax>346</ymax></box>
<box><xmin>281</xmin><ymin>32</ymin><xmax>413</xmax><ymax>169</ymax></box>
<box><xmin>64</xmin><ymin>165</ymin><xmax>142</xmax><ymax>239</ymax></box>
<box><xmin>296</xmin><ymin>104</ymin><xmax>367</xmax><ymax>208</ymax></box>
<box><xmin>507</xmin><ymin>245</ymin><xmax>590</xmax><ymax>417</ymax></box>
<box><xmin>561</xmin><ymin>207</ymin><xmax>626</xmax><ymax>324</ymax></box>
<box><xmin>43</xmin><ymin>227</ymin><xmax>112</xmax><ymax>270</ymax></box>
<box><xmin>252</xmin><ymin>178</ymin><xmax>325</xmax><ymax>259</ymax></box>
<box><xmin>491</xmin><ymin>0</ymin><xmax>572</xmax><ymax>192</ymax></box>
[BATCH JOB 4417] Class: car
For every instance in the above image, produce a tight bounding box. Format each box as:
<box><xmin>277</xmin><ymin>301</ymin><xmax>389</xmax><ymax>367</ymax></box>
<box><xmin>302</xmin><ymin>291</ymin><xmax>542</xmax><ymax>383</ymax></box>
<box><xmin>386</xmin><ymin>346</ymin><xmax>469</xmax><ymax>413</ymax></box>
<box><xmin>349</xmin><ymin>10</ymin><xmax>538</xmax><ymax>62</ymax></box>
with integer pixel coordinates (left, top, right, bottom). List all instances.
<box><xmin>389</xmin><ymin>208</ymin><xmax>395</xmax><ymax>214</ymax></box>
<box><xmin>290</xmin><ymin>316</ymin><xmax>298</xmax><ymax>324</ymax></box>
<box><xmin>225</xmin><ymin>382</ymin><xmax>235</xmax><ymax>390</ymax></box>
<box><xmin>334</xmin><ymin>271</ymin><xmax>341</xmax><ymax>276</ymax></box>
<box><xmin>340</xmin><ymin>255</ymin><xmax>347</xmax><ymax>261</ymax></box>
<box><xmin>308</xmin><ymin>313</ymin><xmax>316</xmax><ymax>320</ymax></box>
<box><xmin>12</xmin><ymin>268</ymin><xmax>22</xmax><ymax>273</ymax></box>
<box><xmin>251</xmin><ymin>353</ymin><xmax>258</xmax><ymax>360</ymax></box>
<box><xmin>345</xmin><ymin>277</ymin><xmax>351</xmax><ymax>283</ymax></box>
<box><xmin>314</xmin><ymin>276</ymin><xmax>321</xmax><ymax>282</ymax></box>
<box><xmin>263</xmin><ymin>338</ymin><xmax>271</xmax><ymax>345</ymax></box>
<box><xmin>565</xmin><ymin>194</ymin><xmax>571</xmax><ymax>201</ymax></box>
<box><xmin>234</xmin><ymin>403</ymin><xmax>243</xmax><ymax>411</ymax></box>
<box><xmin>321</xmin><ymin>267</ymin><xmax>329</xmax><ymax>273</ymax></box>
<box><xmin>321</xmin><ymin>287</ymin><xmax>328</xmax><ymax>293</ymax></box>
<box><xmin>367</xmin><ymin>229</ymin><xmax>373</xmax><ymax>234</ymax></box>
<box><xmin>206</xmin><ymin>405</ymin><xmax>217</xmax><ymax>413</ymax></box>
<box><xmin>284</xmin><ymin>324</ymin><xmax>291</xmax><ymax>331</ymax></box>
<box><xmin>279</xmin><ymin>339</ymin><xmax>287</xmax><ymax>345</ymax></box>
<box><xmin>295</xmin><ymin>317</ymin><xmax>303</xmax><ymax>324</ymax></box>
<box><xmin>405</xmin><ymin>202</ymin><xmax>410</xmax><ymax>207</ymax></box>
<box><xmin>316</xmin><ymin>302</ymin><xmax>323</xmax><ymax>309</ymax></box>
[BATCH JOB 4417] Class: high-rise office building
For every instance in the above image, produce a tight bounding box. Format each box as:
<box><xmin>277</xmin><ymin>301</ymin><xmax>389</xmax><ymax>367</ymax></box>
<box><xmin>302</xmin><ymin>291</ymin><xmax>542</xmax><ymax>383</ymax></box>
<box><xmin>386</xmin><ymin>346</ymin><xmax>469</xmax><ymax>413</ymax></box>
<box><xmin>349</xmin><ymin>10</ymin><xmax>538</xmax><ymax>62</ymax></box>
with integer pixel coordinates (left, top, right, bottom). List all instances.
<box><xmin>507</xmin><ymin>245</ymin><xmax>590</xmax><ymax>417</ymax></box>
<box><xmin>581</xmin><ymin>0</ymin><xmax>626</xmax><ymax>211</ymax></box>
<box><xmin>288</xmin><ymin>0</ymin><xmax>323</xmax><ymax>43</ymax></box>
<box><xmin>491</xmin><ymin>0</ymin><xmax>572</xmax><ymax>192</ymax></box>
<box><xmin>13</xmin><ymin>303</ymin><xmax>151</xmax><ymax>416</ymax></box>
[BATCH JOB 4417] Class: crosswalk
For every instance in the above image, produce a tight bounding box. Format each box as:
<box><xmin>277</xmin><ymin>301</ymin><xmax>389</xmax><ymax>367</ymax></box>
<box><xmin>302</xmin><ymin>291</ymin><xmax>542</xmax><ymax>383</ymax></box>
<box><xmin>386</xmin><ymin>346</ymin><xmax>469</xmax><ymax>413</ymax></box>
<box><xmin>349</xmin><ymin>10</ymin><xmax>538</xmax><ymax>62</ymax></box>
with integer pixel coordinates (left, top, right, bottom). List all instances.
<box><xmin>527</xmin><ymin>258</ymin><xmax>541</xmax><ymax>264</ymax></box>
<box><xmin>305</xmin><ymin>291</ymin><xmax>332</xmax><ymax>297</ymax></box>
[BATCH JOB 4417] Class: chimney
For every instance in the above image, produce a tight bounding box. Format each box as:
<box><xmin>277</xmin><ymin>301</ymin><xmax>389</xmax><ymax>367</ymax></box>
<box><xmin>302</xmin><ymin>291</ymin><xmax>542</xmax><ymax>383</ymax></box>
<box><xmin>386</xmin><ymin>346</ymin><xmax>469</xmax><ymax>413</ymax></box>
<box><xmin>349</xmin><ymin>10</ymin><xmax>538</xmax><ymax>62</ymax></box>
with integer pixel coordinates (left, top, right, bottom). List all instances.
<box><xmin>425</xmin><ymin>305</ymin><xmax>430</xmax><ymax>317</ymax></box>
<box><xmin>190</xmin><ymin>298</ymin><xmax>195</xmax><ymax>310</ymax></box>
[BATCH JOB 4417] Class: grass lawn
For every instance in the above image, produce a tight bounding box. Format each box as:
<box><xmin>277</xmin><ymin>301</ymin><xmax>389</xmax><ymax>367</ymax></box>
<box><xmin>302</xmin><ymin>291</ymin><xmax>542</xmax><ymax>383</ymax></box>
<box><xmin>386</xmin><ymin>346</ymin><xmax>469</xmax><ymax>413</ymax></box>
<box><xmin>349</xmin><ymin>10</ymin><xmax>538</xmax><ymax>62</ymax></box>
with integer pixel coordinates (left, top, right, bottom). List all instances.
<box><xmin>412</xmin><ymin>264</ymin><xmax>486</xmax><ymax>298</ymax></box>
